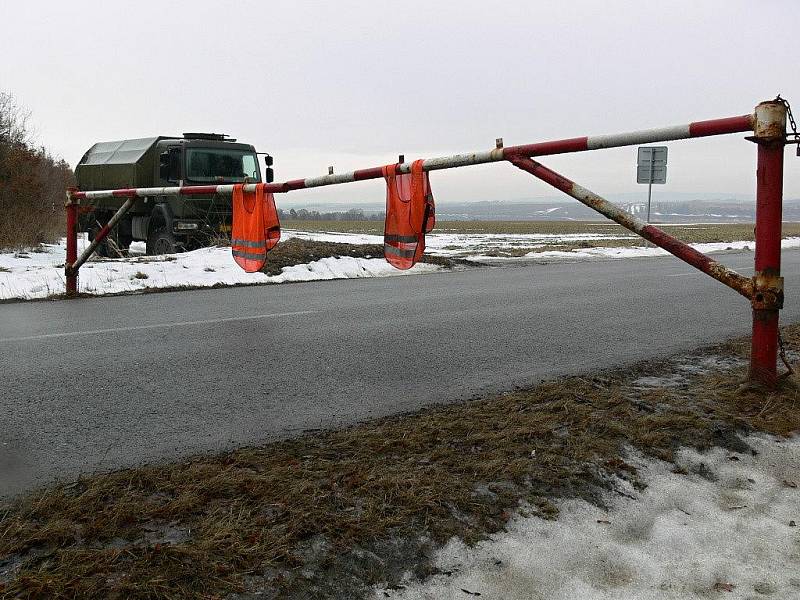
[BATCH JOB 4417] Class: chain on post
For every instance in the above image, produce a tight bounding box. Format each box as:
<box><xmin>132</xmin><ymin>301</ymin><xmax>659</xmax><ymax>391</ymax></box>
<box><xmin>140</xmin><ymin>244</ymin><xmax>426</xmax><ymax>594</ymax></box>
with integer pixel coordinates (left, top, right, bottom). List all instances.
<box><xmin>776</xmin><ymin>95</ymin><xmax>799</xmax><ymax>156</ymax></box>
<box><xmin>778</xmin><ymin>330</ymin><xmax>795</xmax><ymax>376</ymax></box>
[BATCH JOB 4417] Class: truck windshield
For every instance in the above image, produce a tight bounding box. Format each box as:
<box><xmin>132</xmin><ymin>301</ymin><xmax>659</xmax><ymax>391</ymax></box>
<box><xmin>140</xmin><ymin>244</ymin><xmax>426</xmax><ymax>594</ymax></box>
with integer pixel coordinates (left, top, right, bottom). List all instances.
<box><xmin>186</xmin><ymin>149</ymin><xmax>261</xmax><ymax>183</ymax></box>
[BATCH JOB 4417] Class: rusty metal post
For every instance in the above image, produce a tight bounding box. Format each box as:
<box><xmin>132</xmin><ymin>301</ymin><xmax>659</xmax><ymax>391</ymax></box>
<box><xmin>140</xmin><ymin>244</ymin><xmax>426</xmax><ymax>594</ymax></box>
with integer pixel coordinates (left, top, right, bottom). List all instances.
<box><xmin>65</xmin><ymin>192</ymin><xmax>78</xmax><ymax>297</ymax></box>
<box><xmin>749</xmin><ymin>101</ymin><xmax>787</xmax><ymax>387</ymax></box>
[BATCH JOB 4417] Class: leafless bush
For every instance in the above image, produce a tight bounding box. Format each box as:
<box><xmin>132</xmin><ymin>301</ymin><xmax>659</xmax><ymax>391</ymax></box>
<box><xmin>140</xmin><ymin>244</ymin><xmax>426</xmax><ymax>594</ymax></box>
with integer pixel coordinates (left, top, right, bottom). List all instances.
<box><xmin>0</xmin><ymin>91</ymin><xmax>74</xmax><ymax>250</ymax></box>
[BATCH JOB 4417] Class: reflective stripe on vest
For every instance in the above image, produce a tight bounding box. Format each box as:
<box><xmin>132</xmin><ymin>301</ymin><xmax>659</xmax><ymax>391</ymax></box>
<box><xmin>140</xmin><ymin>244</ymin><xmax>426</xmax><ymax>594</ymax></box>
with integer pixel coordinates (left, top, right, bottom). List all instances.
<box><xmin>232</xmin><ymin>248</ymin><xmax>267</xmax><ymax>261</ymax></box>
<box><xmin>382</xmin><ymin>159</ymin><xmax>436</xmax><ymax>270</ymax></box>
<box><xmin>231</xmin><ymin>238</ymin><xmax>267</xmax><ymax>249</ymax></box>
<box><xmin>231</xmin><ymin>183</ymin><xmax>281</xmax><ymax>273</ymax></box>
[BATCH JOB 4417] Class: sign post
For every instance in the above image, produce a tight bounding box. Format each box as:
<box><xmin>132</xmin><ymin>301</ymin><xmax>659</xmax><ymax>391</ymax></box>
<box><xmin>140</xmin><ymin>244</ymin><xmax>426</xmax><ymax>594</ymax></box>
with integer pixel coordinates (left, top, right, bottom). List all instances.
<box><xmin>637</xmin><ymin>146</ymin><xmax>668</xmax><ymax>222</ymax></box>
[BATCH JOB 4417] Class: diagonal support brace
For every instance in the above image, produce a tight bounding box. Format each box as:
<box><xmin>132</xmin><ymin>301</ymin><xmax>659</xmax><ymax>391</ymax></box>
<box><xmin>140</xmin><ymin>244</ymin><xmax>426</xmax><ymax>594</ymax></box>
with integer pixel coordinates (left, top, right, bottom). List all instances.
<box><xmin>506</xmin><ymin>155</ymin><xmax>754</xmax><ymax>300</ymax></box>
<box><xmin>67</xmin><ymin>196</ymin><xmax>137</xmax><ymax>276</ymax></box>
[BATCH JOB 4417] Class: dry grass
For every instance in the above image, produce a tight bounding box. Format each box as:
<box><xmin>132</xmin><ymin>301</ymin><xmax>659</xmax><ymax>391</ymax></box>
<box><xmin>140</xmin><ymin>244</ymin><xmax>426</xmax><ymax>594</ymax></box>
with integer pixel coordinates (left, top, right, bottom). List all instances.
<box><xmin>1</xmin><ymin>326</ymin><xmax>799</xmax><ymax>599</ymax></box>
<box><xmin>259</xmin><ymin>238</ymin><xmax>461</xmax><ymax>276</ymax></box>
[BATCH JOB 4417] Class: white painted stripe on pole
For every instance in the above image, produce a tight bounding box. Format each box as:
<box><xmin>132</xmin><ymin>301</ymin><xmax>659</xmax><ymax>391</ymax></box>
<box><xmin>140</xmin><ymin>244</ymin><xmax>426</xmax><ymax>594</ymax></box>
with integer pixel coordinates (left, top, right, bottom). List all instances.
<box><xmin>298</xmin><ymin>150</ymin><xmax>502</xmax><ymax>188</ymax></box>
<box><xmin>81</xmin><ymin>184</ymin><xmax>245</xmax><ymax>200</ymax></box>
<box><xmin>587</xmin><ymin>124</ymin><xmax>691</xmax><ymax>150</ymax></box>
<box><xmin>421</xmin><ymin>149</ymin><xmax>503</xmax><ymax>171</ymax></box>
<box><xmin>304</xmin><ymin>172</ymin><xmax>357</xmax><ymax>188</ymax></box>
<box><xmin>0</xmin><ymin>310</ymin><xmax>318</xmax><ymax>344</ymax></box>
<box><xmin>569</xmin><ymin>181</ymin><xmax>648</xmax><ymax>234</ymax></box>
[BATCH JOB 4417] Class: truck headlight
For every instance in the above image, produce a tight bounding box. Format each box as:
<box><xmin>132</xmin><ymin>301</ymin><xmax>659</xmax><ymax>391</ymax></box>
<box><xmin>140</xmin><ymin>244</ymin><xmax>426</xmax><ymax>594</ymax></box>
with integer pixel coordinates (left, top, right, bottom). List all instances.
<box><xmin>175</xmin><ymin>221</ymin><xmax>199</xmax><ymax>231</ymax></box>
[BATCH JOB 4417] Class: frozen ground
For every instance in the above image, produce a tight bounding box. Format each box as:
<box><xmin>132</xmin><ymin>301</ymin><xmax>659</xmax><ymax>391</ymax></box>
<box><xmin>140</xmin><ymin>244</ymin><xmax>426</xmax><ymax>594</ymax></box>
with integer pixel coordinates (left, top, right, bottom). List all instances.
<box><xmin>289</xmin><ymin>229</ymin><xmax>637</xmax><ymax>257</ymax></box>
<box><xmin>2</xmin><ymin>231</ymin><xmax>799</xmax><ymax>300</ymax></box>
<box><xmin>376</xmin><ymin>434</ymin><xmax>800</xmax><ymax>600</ymax></box>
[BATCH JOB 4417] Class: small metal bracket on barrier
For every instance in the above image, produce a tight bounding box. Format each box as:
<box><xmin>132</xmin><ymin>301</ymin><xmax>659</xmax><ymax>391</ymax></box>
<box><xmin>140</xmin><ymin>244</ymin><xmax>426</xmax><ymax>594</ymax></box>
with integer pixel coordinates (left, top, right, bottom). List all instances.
<box><xmin>752</xmin><ymin>272</ymin><xmax>784</xmax><ymax>311</ymax></box>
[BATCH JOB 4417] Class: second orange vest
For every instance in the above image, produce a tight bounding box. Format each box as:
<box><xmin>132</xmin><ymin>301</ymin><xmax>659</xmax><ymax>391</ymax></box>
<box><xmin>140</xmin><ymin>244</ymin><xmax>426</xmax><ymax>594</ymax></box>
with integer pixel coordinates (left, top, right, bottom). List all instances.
<box><xmin>231</xmin><ymin>183</ymin><xmax>281</xmax><ymax>273</ymax></box>
<box><xmin>382</xmin><ymin>159</ymin><xmax>436</xmax><ymax>270</ymax></box>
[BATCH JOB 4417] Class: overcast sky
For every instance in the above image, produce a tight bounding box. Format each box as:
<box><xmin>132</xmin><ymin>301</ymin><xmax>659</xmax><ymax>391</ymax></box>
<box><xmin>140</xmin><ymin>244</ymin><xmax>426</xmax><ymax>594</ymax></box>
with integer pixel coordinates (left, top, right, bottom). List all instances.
<box><xmin>2</xmin><ymin>0</ymin><xmax>799</xmax><ymax>205</ymax></box>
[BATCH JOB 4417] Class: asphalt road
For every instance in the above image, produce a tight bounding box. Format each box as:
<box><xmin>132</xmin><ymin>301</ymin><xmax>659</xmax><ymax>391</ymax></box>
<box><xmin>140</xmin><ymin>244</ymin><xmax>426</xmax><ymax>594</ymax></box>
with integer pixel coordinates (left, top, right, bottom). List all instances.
<box><xmin>3</xmin><ymin>250</ymin><xmax>800</xmax><ymax>499</ymax></box>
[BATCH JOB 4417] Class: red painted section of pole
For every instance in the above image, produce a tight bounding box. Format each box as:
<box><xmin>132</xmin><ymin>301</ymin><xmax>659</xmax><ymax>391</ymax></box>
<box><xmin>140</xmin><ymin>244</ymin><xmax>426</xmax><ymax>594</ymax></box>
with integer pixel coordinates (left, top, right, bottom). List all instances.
<box><xmin>353</xmin><ymin>166</ymin><xmax>385</xmax><ymax>182</ymax></box>
<box><xmin>751</xmin><ymin>310</ymin><xmax>780</xmax><ymax>386</ymax></box>
<box><xmin>749</xmin><ymin>101</ymin><xmax>786</xmax><ymax>387</ymax></box>
<box><xmin>688</xmin><ymin>115</ymin><xmax>755</xmax><ymax>138</ymax></box>
<box><xmin>640</xmin><ymin>225</ymin><xmax>752</xmax><ymax>297</ymax></box>
<box><xmin>65</xmin><ymin>200</ymin><xmax>78</xmax><ymax>297</ymax></box>
<box><xmin>94</xmin><ymin>223</ymin><xmax>111</xmax><ymax>242</ymax></box>
<box><xmin>503</xmin><ymin>137</ymin><xmax>589</xmax><ymax>159</ymax></box>
<box><xmin>281</xmin><ymin>179</ymin><xmax>308</xmax><ymax>191</ymax></box>
<box><xmin>754</xmin><ymin>150</ymin><xmax>784</xmax><ymax>273</ymax></box>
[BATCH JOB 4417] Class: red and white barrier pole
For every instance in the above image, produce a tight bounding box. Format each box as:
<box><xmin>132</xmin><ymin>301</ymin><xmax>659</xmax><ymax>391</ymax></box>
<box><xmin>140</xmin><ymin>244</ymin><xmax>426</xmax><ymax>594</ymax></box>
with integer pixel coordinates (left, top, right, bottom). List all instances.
<box><xmin>750</xmin><ymin>100</ymin><xmax>787</xmax><ymax>387</ymax></box>
<box><xmin>68</xmin><ymin>113</ymin><xmax>754</xmax><ymax>202</ymax></box>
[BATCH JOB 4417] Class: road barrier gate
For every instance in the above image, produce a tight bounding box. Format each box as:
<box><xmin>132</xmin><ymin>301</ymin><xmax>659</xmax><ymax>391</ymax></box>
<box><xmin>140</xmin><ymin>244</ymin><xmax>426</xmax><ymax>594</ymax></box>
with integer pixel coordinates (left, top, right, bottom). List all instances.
<box><xmin>66</xmin><ymin>97</ymin><xmax>797</xmax><ymax>388</ymax></box>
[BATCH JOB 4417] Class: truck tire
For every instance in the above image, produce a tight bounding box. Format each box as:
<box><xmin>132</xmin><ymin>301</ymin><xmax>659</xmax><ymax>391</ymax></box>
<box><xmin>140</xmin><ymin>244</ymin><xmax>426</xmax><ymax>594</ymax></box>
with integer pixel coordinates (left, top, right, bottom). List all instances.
<box><xmin>88</xmin><ymin>222</ymin><xmax>113</xmax><ymax>258</ymax></box>
<box><xmin>89</xmin><ymin>222</ymin><xmax>130</xmax><ymax>258</ymax></box>
<box><xmin>146</xmin><ymin>226</ymin><xmax>180</xmax><ymax>255</ymax></box>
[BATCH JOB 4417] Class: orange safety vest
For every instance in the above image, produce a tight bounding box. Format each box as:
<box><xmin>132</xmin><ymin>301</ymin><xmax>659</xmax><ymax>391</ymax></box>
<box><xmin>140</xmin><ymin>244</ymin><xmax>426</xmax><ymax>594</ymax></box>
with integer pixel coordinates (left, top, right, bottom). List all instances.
<box><xmin>231</xmin><ymin>183</ymin><xmax>281</xmax><ymax>272</ymax></box>
<box><xmin>383</xmin><ymin>159</ymin><xmax>435</xmax><ymax>269</ymax></box>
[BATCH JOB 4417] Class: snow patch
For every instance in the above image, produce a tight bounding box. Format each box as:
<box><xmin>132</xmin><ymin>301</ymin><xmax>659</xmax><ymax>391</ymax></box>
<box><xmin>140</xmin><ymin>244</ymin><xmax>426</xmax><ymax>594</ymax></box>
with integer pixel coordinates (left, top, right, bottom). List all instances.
<box><xmin>376</xmin><ymin>435</ymin><xmax>800</xmax><ymax>600</ymax></box>
<box><xmin>286</xmin><ymin>229</ymin><xmax>800</xmax><ymax>263</ymax></box>
<box><xmin>0</xmin><ymin>235</ymin><xmax>440</xmax><ymax>300</ymax></box>
<box><xmin>4</xmin><ymin>232</ymin><xmax>800</xmax><ymax>300</ymax></box>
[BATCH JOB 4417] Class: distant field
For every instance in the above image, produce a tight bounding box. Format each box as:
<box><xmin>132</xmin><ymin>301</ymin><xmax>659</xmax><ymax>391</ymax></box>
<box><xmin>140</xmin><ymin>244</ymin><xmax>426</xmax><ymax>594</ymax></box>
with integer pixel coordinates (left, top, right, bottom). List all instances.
<box><xmin>283</xmin><ymin>220</ymin><xmax>800</xmax><ymax>245</ymax></box>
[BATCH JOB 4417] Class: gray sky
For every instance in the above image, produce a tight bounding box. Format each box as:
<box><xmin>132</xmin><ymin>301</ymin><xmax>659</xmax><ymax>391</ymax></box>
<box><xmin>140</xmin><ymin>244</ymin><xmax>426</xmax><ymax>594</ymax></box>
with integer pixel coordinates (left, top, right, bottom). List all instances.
<box><xmin>2</xmin><ymin>0</ymin><xmax>799</xmax><ymax>205</ymax></box>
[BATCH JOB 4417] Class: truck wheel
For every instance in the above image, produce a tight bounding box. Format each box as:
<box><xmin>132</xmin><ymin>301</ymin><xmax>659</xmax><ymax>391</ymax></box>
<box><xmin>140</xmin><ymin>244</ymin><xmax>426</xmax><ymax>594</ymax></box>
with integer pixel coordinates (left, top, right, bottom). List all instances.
<box><xmin>146</xmin><ymin>226</ymin><xmax>180</xmax><ymax>255</ymax></box>
<box><xmin>89</xmin><ymin>223</ymin><xmax>130</xmax><ymax>257</ymax></box>
<box><xmin>88</xmin><ymin>222</ymin><xmax>113</xmax><ymax>258</ymax></box>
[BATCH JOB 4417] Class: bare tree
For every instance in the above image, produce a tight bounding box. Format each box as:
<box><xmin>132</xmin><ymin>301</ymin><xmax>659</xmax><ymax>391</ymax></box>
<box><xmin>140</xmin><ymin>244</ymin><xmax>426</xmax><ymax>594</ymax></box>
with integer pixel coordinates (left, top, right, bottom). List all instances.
<box><xmin>0</xmin><ymin>91</ymin><xmax>73</xmax><ymax>249</ymax></box>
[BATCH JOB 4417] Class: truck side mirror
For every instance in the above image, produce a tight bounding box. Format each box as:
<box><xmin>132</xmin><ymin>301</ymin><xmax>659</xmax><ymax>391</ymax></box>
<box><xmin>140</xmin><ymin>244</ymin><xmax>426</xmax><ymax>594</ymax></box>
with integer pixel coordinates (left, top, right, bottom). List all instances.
<box><xmin>265</xmin><ymin>167</ymin><xmax>274</xmax><ymax>183</ymax></box>
<box><xmin>264</xmin><ymin>154</ymin><xmax>273</xmax><ymax>167</ymax></box>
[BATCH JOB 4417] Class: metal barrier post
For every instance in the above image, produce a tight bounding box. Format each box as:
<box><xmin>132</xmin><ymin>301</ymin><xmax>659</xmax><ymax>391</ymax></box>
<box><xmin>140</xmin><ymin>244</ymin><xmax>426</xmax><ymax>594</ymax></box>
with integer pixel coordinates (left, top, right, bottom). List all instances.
<box><xmin>65</xmin><ymin>192</ymin><xmax>78</xmax><ymax>297</ymax></box>
<box><xmin>750</xmin><ymin>100</ymin><xmax>787</xmax><ymax>387</ymax></box>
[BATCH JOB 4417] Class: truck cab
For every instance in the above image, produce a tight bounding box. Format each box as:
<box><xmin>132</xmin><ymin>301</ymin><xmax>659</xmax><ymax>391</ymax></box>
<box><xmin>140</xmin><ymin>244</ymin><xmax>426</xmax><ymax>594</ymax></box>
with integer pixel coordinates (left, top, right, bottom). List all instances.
<box><xmin>74</xmin><ymin>133</ymin><xmax>273</xmax><ymax>255</ymax></box>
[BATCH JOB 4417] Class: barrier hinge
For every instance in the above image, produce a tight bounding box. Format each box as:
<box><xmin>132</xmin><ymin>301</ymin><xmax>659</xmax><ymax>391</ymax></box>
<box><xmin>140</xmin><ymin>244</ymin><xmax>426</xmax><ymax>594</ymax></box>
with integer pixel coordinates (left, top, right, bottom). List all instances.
<box><xmin>752</xmin><ymin>272</ymin><xmax>784</xmax><ymax>310</ymax></box>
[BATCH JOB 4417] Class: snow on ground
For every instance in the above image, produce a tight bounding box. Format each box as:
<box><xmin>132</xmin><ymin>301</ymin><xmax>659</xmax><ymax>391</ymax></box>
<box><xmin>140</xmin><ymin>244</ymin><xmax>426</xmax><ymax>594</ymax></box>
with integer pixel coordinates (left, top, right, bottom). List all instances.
<box><xmin>286</xmin><ymin>229</ymin><xmax>800</xmax><ymax>263</ymax></box>
<box><xmin>3</xmin><ymin>231</ymin><xmax>800</xmax><ymax>301</ymax></box>
<box><xmin>632</xmin><ymin>355</ymin><xmax>748</xmax><ymax>389</ymax></box>
<box><xmin>0</xmin><ymin>234</ymin><xmax>440</xmax><ymax>300</ymax></box>
<box><xmin>376</xmin><ymin>434</ymin><xmax>800</xmax><ymax>600</ymax></box>
<box><xmin>521</xmin><ymin>239</ymin><xmax>797</xmax><ymax>263</ymax></box>
<box><xmin>284</xmin><ymin>229</ymin><xmax>638</xmax><ymax>257</ymax></box>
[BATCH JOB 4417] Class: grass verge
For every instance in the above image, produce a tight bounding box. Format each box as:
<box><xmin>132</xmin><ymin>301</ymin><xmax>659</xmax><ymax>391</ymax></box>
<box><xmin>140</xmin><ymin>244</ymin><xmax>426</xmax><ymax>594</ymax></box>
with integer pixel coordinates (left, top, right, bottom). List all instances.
<box><xmin>1</xmin><ymin>326</ymin><xmax>799</xmax><ymax>599</ymax></box>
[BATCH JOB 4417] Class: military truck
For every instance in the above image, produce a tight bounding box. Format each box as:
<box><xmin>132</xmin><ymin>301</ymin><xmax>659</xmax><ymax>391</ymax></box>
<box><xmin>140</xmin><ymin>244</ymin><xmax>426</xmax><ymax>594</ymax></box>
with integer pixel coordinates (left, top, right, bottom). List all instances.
<box><xmin>74</xmin><ymin>133</ymin><xmax>273</xmax><ymax>255</ymax></box>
